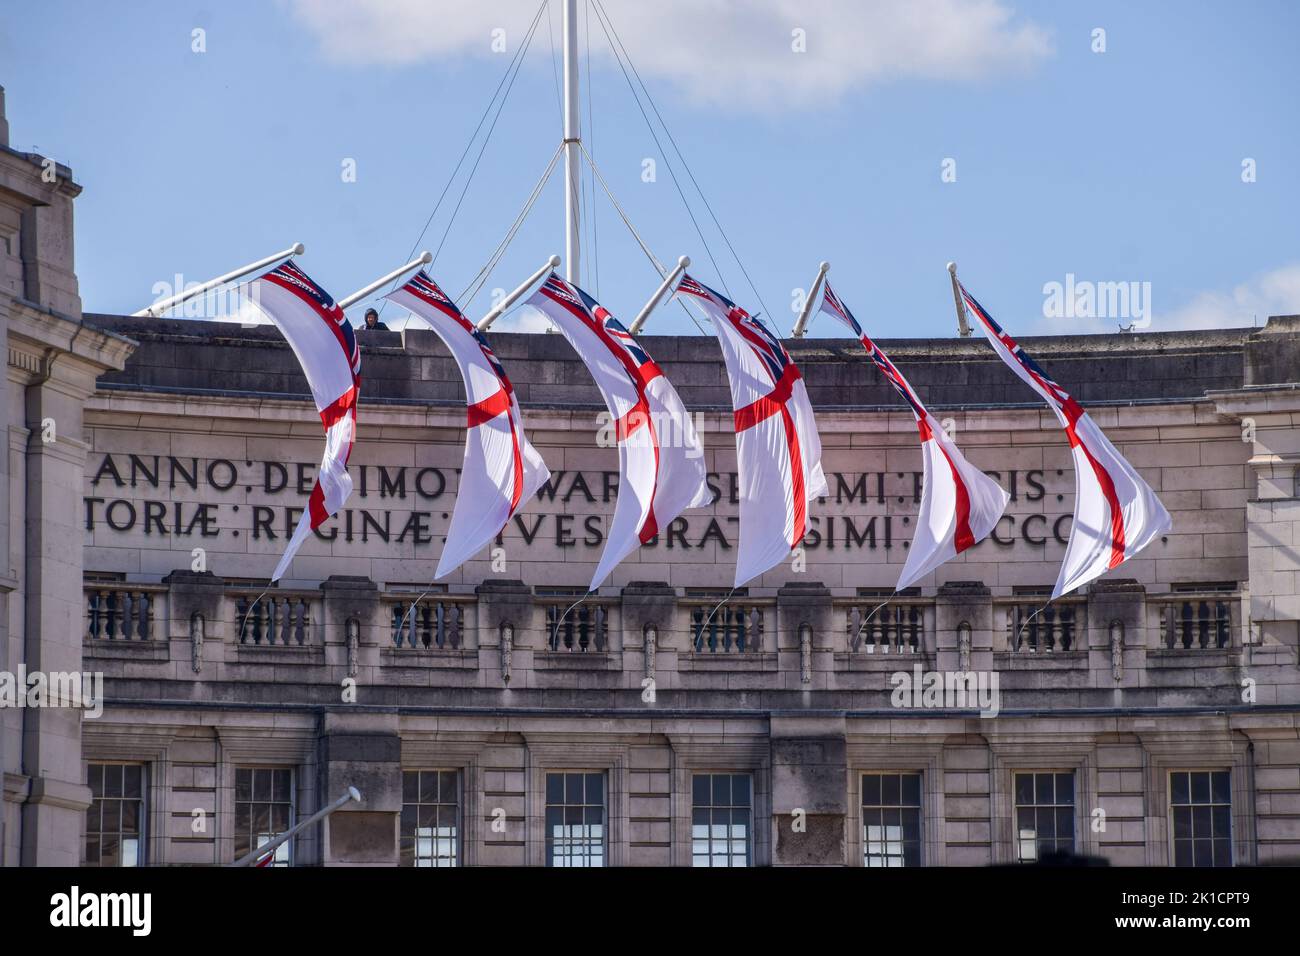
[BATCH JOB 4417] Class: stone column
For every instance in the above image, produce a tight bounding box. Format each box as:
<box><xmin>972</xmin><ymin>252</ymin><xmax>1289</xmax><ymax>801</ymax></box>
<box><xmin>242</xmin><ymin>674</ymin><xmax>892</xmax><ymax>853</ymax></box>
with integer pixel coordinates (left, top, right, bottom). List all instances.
<box><xmin>769</xmin><ymin>715</ymin><xmax>847</xmax><ymax>865</ymax></box>
<box><xmin>936</xmin><ymin>581</ymin><xmax>993</xmax><ymax>672</ymax></box>
<box><xmin>318</xmin><ymin>712</ymin><xmax>401</xmax><ymax>866</ymax></box>
<box><xmin>319</xmin><ymin>575</ymin><xmax>379</xmax><ymax>677</ymax></box>
<box><xmin>16</xmin><ymin>331</ymin><xmax>131</xmax><ymax>864</ymax></box>
<box><xmin>476</xmin><ymin>579</ymin><xmax>532</xmax><ymax>687</ymax></box>
<box><xmin>619</xmin><ymin>581</ymin><xmax>675</xmax><ymax>692</ymax></box>
<box><xmin>776</xmin><ymin>582</ymin><xmax>832</xmax><ymax>686</ymax></box>
<box><xmin>162</xmin><ymin>569</ymin><xmax>225</xmax><ymax>672</ymax></box>
<box><xmin>1086</xmin><ymin>579</ymin><xmax>1146</xmax><ymax>688</ymax></box>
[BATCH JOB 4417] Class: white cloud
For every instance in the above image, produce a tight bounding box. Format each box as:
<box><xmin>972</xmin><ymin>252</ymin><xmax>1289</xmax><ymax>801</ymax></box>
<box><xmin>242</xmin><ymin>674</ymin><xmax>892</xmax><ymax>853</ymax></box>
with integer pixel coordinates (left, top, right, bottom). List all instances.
<box><xmin>287</xmin><ymin>0</ymin><xmax>1053</xmax><ymax>109</ymax></box>
<box><xmin>1157</xmin><ymin>263</ymin><xmax>1300</xmax><ymax>332</ymax></box>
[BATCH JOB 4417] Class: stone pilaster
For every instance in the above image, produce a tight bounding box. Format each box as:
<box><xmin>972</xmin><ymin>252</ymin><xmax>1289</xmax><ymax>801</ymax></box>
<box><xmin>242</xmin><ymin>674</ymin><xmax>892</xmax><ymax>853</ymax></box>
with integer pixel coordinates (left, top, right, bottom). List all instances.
<box><xmin>769</xmin><ymin>715</ymin><xmax>847</xmax><ymax>865</ymax></box>
<box><xmin>777</xmin><ymin>582</ymin><xmax>832</xmax><ymax>685</ymax></box>
<box><xmin>1086</xmin><ymin>579</ymin><xmax>1146</xmax><ymax>687</ymax></box>
<box><xmin>318</xmin><ymin>712</ymin><xmax>400</xmax><ymax>866</ymax></box>
<box><xmin>320</xmin><ymin>575</ymin><xmax>379</xmax><ymax>676</ymax></box>
<box><xmin>936</xmin><ymin>581</ymin><xmax>993</xmax><ymax>672</ymax></box>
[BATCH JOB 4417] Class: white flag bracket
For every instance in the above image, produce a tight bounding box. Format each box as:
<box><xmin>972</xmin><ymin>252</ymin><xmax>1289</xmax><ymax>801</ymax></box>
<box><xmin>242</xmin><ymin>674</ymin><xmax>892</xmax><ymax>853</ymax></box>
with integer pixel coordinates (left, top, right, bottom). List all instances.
<box><xmin>628</xmin><ymin>255</ymin><xmax>690</xmax><ymax>335</ymax></box>
<box><xmin>338</xmin><ymin>251</ymin><xmax>432</xmax><ymax>310</ymax></box>
<box><xmin>948</xmin><ymin>261</ymin><xmax>972</xmax><ymax>337</ymax></box>
<box><xmin>477</xmin><ymin>254</ymin><xmax>561</xmax><ymax>331</ymax></box>
<box><xmin>132</xmin><ymin>242</ymin><xmax>305</xmax><ymax>318</ymax></box>
<box><xmin>791</xmin><ymin>261</ymin><xmax>830</xmax><ymax>338</ymax></box>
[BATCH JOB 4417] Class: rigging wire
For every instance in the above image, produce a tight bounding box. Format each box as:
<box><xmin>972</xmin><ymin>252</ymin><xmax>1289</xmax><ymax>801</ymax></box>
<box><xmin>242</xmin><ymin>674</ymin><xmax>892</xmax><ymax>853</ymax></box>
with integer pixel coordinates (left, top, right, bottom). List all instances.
<box><xmin>586</xmin><ymin>0</ymin><xmax>731</xmax><ymax>299</ymax></box>
<box><xmin>592</xmin><ymin>0</ymin><xmax>775</xmax><ymax>325</ymax></box>
<box><xmin>377</xmin><ymin>0</ymin><xmax>549</xmax><ymax>319</ymax></box>
<box><xmin>428</xmin><ymin>14</ymin><xmax>545</xmax><ymax>270</ymax></box>
<box><xmin>584</xmin><ymin>0</ymin><xmax>599</xmax><ymax>297</ymax></box>
<box><xmin>458</xmin><ymin>143</ymin><xmax>564</xmax><ymax>306</ymax></box>
<box><xmin>580</xmin><ymin>143</ymin><xmax>707</xmax><ymax>336</ymax></box>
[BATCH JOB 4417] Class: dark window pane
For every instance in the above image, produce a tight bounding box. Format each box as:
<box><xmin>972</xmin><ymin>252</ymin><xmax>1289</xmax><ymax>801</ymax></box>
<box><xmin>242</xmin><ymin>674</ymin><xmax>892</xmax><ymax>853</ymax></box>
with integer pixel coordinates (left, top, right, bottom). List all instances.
<box><xmin>236</xmin><ymin>769</ymin><xmax>252</xmax><ymax>803</ymax></box>
<box><xmin>1211</xmin><ymin>771</ymin><xmax>1231</xmax><ymax>804</ymax></box>
<box><xmin>862</xmin><ymin>775</ymin><xmax>881</xmax><ymax>806</ymax></box>
<box><xmin>273</xmin><ymin>770</ymin><xmax>291</xmax><ymax>802</ymax></box>
<box><xmin>1056</xmin><ymin>807</ymin><xmax>1073</xmax><ymax>841</ymax></box>
<box><xmin>253</xmin><ymin>769</ymin><xmax>270</xmax><ymax>802</ymax></box>
<box><xmin>882</xmin><ymin>774</ymin><xmax>901</xmax><ymax>805</ymax></box>
<box><xmin>1037</xmin><ymin>807</ymin><xmax>1055</xmax><ymax>839</ymax></box>
<box><xmin>440</xmin><ymin>771</ymin><xmax>458</xmax><ymax>799</ymax></box>
<box><xmin>419</xmin><ymin>771</ymin><xmax>439</xmax><ymax>804</ymax></box>
<box><xmin>1193</xmin><ymin>839</ymin><xmax>1213</xmax><ymax>867</ymax></box>
<box><xmin>1171</xmin><ymin>772</ymin><xmax>1189</xmax><ymax>805</ymax></box>
<box><xmin>1174</xmin><ymin>840</ymin><xmax>1192</xmax><ymax>867</ymax></box>
<box><xmin>1056</xmin><ymin>773</ymin><xmax>1075</xmax><ymax>803</ymax></box>
<box><xmin>1193</xmin><ymin>806</ymin><xmax>1211</xmax><ymax>838</ymax></box>
<box><xmin>1035</xmin><ymin>774</ymin><xmax>1053</xmax><ymax>805</ymax></box>
<box><xmin>1172</xmin><ymin>806</ymin><xmax>1192</xmax><ymax>840</ymax></box>
<box><xmin>84</xmin><ymin>836</ymin><xmax>100</xmax><ymax>865</ymax></box>
<box><xmin>1191</xmin><ymin>772</ymin><xmax>1210</xmax><ymax>804</ymax></box>
<box><xmin>1212</xmin><ymin>806</ymin><xmax>1231</xmax><ymax>839</ymax></box>
<box><xmin>124</xmin><ymin>765</ymin><xmax>143</xmax><ymax>796</ymax></box>
<box><xmin>901</xmin><ymin>774</ymin><xmax>921</xmax><ymax>806</ymax></box>
<box><xmin>1213</xmin><ymin>839</ymin><xmax>1232</xmax><ymax>867</ymax></box>
<box><xmin>104</xmin><ymin>765</ymin><xmax>122</xmax><ymax>798</ymax></box>
<box><xmin>1014</xmin><ymin>774</ymin><xmax>1033</xmax><ymax>805</ymax></box>
<box><xmin>693</xmin><ymin>775</ymin><xmax>710</xmax><ymax>805</ymax></box>
<box><xmin>586</xmin><ymin>773</ymin><xmax>604</xmax><ymax>803</ymax></box>
<box><xmin>733</xmin><ymin>775</ymin><xmax>752</xmax><ymax>806</ymax></box>
<box><xmin>88</xmin><ymin>764</ymin><xmax>103</xmax><ymax>797</ymax></box>
<box><xmin>402</xmin><ymin>772</ymin><xmax>418</xmax><ymax>804</ymax></box>
<box><xmin>546</xmin><ymin>773</ymin><xmax>564</xmax><ymax>804</ymax></box>
<box><xmin>712</xmin><ymin>774</ymin><xmax>731</xmax><ymax>806</ymax></box>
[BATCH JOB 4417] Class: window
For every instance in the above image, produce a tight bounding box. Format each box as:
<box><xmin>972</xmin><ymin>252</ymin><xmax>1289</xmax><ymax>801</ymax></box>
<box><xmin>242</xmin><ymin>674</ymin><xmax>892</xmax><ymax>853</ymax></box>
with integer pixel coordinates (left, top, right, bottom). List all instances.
<box><xmin>235</xmin><ymin>767</ymin><xmax>294</xmax><ymax>866</ymax></box>
<box><xmin>545</xmin><ymin>772</ymin><xmax>605</xmax><ymax>867</ymax></box>
<box><xmin>85</xmin><ymin>763</ymin><xmax>146</xmax><ymax>867</ymax></box>
<box><xmin>692</xmin><ymin>773</ymin><xmax>752</xmax><ymax>867</ymax></box>
<box><xmin>1170</xmin><ymin>771</ymin><xmax>1232</xmax><ymax>867</ymax></box>
<box><xmin>1014</xmin><ymin>771</ymin><xmax>1076</xmax><ymax>862</ymax></box>
<box><xmin>401</xmin><ymin>770</ymin><xmax>460</xmax><ymax>867</ymax></box>
<box><xmin>861</xmin><ymin>773</ymin><xmax>922</xmax><ymax>867</ymax></box>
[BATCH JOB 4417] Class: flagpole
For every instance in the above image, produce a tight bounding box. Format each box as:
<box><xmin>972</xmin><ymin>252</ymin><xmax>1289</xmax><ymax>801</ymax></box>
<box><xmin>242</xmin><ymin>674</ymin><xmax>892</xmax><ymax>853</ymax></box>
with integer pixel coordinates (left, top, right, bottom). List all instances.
<box><xmin>628</xmin><ymin>255</ymin><xmax>690</xmax><ymax>335</ymax></box>
<box><xmin>338</xmin><ymin>251</ymin><xmax>432</xmax><ymax>309</ymax></box>
<box><xmin>477</xmin><ymin>254</ymin><xmax>561</xmax><ymax>331</ymax></box>
<box><xmin>229</xmin><ymin>786</ymin><xmax>362</xmax><ymax>867</ymax></box>
<box><xmin>562</xmin><ymin>0</ymin><xmax>581</xmax><ymax>284</ymax></box>
<box><xmin>791</xmin><ymin>261</ymin><xmax>830</xmax><ymax>338</ymax></box>
<box><xmin>131</xmin><ymin>242</ymin><xmax>305</xmax><ymax>317</ymax></box>
<box><xmin>947</xmin><ymin>261</ymin><xmax>972</xmax><ymax>337</ymax></box>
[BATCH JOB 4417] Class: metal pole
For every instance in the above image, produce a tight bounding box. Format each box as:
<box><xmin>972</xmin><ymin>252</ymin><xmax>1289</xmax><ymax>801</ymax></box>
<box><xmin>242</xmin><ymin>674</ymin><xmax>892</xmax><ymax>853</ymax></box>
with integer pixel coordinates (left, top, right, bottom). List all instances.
<box><xmin>132</xmin><ymin>242</ymin><xmax>304</xmax><ymax>317</ymax></box>
<box><xmin>338</xmin><ymin>251</ymin><xmax>432</xmax><ymax>310</ymax></box>
<box><xmin>948</xmin><ymin>261</ymin><xmax>972</xmax><ymax>337</ymax></box>
<box><xmin>791</xmin><ymin>261</ymin><xmax>830</xmax><ymax>338</ymax></box>
<box><xmin>562</xmin><ymin>0</ymin><xmax>581</xmax><ymax>284</ymax></box>
<box><xmin>229</xmin><ymin>786</ymin><xmax>362</xmax><ymax>867</ymax></box>
<box><xmin>477</xmin><ymin>254</ymin><xmax>561</xmax><ymax>331</ymax></box>
<box><xmin>628</xmin><ymin>256</ymin><xmax>690</xmax><ymax>335</ymax></box>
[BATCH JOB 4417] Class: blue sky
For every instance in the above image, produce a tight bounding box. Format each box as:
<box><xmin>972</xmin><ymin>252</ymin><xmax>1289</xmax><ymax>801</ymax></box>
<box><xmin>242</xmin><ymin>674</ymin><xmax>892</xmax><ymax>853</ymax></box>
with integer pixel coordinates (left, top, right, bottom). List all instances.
<box><xmin>3</xmin><ymin>0</ymin><xmax>1297</xmax><ymax>337</ymax></box>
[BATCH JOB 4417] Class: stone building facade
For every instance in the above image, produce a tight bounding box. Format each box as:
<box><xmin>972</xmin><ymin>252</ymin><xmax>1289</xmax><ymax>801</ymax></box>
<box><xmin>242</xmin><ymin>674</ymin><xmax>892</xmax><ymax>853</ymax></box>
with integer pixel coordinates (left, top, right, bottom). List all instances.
<box><xmin>3</xmin><ymin>85</ymin><xmax>1299</xmax><ymax>866</ymax></box>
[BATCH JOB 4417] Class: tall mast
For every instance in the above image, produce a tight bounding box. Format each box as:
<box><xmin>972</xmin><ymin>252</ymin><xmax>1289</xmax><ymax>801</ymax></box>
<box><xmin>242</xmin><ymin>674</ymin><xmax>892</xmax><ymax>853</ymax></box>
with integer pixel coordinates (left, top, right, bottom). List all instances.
<box><xmin>562</xmin><ymin>0</ymin><xmax>581</xmax><ymax>284</ymax></box>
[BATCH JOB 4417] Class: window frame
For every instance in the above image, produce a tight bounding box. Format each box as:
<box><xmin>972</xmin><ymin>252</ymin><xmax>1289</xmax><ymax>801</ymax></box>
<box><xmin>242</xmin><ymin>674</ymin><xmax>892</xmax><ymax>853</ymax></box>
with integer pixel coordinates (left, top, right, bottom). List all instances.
<box><xmin>1167</xmin><ymin>768</ymin><xmax>1234</xmax><ymax>868</ymax></box>
<box><xmin>1011</xmin><ymin>769</ymin><xmax>1079</xmax><ymax>863</ymax></box>
<box><xmin>860</xmin><ymin>771</ymin><xmax>924</xmax><ymax>867</ymax></box>
<box><xmin>690</xmin><ymin>771</ymin><xmax>755</xmax><ymax>867</ymax></box>
<box><xmin>83</xmin><ymin>761</ymin><xmax>149</xmax><ymax>867</ymax></box>
<box><xmin>400</xmin><ymin>768</ymin><xmax>463</xmax><ymax>867</ymax></box>
<box><xmin>543</xmin><ymin>770</ymin><xmax>609</xmax><ymax>868</ymax></box>
<box><xmin>233</xmin><ymin>765</ymin><xmax>297</xmax><ymax>867</ymax></box>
